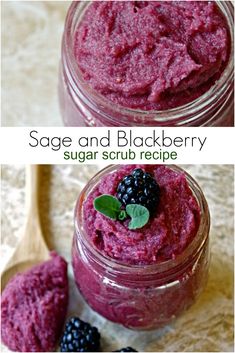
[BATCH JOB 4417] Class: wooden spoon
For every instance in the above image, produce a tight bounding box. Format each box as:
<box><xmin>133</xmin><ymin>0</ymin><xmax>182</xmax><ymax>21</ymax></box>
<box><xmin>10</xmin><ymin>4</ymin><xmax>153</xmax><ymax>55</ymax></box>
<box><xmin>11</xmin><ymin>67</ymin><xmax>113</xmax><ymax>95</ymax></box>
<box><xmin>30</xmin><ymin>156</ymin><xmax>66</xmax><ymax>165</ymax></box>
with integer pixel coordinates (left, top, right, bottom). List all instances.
<box><xmin>1</xmin><ymin>165</ymin><xmax>49</xmax><ymax>292</ymax></box>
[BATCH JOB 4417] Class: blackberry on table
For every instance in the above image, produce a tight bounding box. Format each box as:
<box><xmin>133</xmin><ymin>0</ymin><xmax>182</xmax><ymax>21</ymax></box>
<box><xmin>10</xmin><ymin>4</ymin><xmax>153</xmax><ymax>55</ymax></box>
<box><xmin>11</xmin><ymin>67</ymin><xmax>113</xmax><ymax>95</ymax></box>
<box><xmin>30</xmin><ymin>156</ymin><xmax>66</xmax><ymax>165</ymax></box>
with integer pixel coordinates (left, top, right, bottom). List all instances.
<box><xmin>60</xmin><ymin>317</ymin><xmax>100</xmax><ymax>352</ymax></box>
<box><xmin>117</xmin><ymin>168</ymin><xmax>160</xmax><ymax>213</ymax></box>
<box><xmin>114</xmin><ymin>348</ymin><xmax>138</xmax><ymax>352</ymax></box>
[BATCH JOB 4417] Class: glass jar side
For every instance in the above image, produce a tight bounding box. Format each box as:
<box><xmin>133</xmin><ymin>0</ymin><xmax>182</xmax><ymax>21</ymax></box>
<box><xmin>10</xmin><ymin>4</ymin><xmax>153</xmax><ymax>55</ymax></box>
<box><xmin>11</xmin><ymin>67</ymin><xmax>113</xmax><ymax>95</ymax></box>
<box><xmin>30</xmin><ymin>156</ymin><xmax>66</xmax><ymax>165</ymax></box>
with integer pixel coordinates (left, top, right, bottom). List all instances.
<box><xmin>71</xmin><ymin>165</ymin><xmax>210</xmax><ymax>329</ymax></box>
<box><xmin>72</xmin><ymin>233</ymin><xmax>210</xmax><ymax>330</ymax></box>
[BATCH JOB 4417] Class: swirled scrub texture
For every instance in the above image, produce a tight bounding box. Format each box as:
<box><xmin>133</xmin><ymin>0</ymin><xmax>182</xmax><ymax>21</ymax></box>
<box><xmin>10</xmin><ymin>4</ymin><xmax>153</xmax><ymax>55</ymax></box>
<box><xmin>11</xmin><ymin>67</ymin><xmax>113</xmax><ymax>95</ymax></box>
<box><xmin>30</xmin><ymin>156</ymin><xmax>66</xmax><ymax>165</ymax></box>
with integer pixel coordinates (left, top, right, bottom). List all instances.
<box><xmin>74</xmin><ymin>1</ymin><xmax>230</xmax><ymax>110</ymax></box>
<box><xmin>1</xmin><ymin>252</ymin><xmax>68</xmax><ymax>352</ymax></box>
<box><xmin>83</xmin><ymin>165</ymin><xmax>201</xmax><ymax>265</ymax></box>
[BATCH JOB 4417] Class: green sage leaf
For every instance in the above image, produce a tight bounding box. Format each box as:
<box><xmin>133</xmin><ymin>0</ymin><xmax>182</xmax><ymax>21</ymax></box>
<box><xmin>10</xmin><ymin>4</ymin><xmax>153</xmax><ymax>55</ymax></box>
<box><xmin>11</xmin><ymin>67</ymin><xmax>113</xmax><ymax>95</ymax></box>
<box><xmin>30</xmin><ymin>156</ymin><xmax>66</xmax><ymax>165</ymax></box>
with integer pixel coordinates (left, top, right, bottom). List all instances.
<box><xmin>94</xmin><ymin>195</ymin><xmax>122</xmax><ymax>220</ymax></box>
<box><xmin>126</xmin><ymin>204</ymin><xmax>150</xmax><ymax>229</ymax></box>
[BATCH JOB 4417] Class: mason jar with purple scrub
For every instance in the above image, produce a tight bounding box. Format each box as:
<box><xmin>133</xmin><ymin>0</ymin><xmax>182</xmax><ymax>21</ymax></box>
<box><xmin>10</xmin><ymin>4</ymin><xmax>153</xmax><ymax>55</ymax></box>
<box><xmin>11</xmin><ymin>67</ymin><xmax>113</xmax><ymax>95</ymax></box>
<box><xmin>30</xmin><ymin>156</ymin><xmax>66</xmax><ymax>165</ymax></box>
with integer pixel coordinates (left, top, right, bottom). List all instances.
<box><xmin>72</xmin><ymin>165</ymin><xmax>210</xmax><ymax>330</ymax></box>
<box><xmin>59</xmin><ymin>1</ymin><xmax>234</xmax><ymax>127</ymax></box>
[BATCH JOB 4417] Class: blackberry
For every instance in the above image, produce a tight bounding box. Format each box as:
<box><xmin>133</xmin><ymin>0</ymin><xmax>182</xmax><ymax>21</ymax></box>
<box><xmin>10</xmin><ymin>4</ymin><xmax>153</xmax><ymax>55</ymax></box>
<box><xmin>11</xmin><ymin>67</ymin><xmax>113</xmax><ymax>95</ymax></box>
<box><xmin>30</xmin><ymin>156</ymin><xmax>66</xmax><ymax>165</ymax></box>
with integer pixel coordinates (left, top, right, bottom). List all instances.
<box><xmin>114</xmin><ymin>348</ymin><xmax>138</xmax><ymax>352</ymax></box>
<box><xmin>60</xmin><ymin>317</ymin><xmax>100</xmax><ymax>352</ymax></box>
<box><xmin>117</xmin><ymin>168</ymin><xmax>160</xmax><ymax>213</ymax></box>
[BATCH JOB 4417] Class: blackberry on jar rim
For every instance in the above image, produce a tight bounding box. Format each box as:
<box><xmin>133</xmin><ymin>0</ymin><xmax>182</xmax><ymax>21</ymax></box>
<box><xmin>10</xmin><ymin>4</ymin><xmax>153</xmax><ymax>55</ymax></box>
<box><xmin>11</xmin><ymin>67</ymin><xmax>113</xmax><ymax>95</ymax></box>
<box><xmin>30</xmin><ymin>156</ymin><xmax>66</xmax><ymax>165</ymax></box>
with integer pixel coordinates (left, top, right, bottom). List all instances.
<box><xmin>116</xmin><ymin>168</ymin><xmax>160</xmax><ymax>214</ymax></box>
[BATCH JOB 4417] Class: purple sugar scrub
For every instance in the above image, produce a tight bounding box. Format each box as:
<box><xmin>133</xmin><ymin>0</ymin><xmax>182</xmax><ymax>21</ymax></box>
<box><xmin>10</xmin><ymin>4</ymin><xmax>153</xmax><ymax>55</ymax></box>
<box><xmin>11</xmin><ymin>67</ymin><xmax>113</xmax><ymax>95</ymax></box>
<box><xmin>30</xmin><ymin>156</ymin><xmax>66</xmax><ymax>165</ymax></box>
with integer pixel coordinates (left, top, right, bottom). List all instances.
<box><xmin>74</xmin><ymin>1</ymin><xmax>229</xmax><ymax>110</ymax></box>
<box><xmin>59</xmin><ymin>1</ymin><xmax>234</xmax><ymax>126</ymax></box>
<box><xmin>1</xmin><ymin>252</ymin><xmax>68</xmax><ymax>352</ymax></box>
<box><xmin>83</xmin><ymin>165</ymin><xmax>200</xmax><ymax>264</ymax></box>
<box><xmin>72</xmin><ymin>165</ymin><xmax>210</xmax><ymax>329</ymax></box>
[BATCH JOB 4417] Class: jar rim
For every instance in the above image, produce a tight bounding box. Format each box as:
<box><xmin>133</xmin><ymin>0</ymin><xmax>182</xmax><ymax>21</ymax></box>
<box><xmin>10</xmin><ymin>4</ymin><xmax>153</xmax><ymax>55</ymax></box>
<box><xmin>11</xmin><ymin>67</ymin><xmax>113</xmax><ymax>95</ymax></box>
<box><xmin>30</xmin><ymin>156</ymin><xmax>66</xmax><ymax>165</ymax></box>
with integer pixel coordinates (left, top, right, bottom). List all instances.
<box><xmin>74</xmin><ymin>165</ymin><xmax>210</xmax><ymax>276</ymax></box>
<box><xmin>63</xmin><ymin>1</ymin><xmax>234</xmax><ymax>126</ymax></box>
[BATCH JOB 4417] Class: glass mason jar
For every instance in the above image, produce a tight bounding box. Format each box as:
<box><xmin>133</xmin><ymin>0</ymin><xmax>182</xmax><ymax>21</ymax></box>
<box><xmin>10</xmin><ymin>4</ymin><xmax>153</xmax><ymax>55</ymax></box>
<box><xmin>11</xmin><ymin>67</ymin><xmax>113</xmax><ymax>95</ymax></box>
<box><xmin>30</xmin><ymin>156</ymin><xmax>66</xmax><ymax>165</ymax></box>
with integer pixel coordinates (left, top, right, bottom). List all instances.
<box><xmin>72</xmin><ymin>165</ymin><xmax>210</xmax><ymax>330</ymax></box>
<box><xmin>59</xmin><ymin>1</ymin><xmax>234</xmax><ymax>127</ymax></box>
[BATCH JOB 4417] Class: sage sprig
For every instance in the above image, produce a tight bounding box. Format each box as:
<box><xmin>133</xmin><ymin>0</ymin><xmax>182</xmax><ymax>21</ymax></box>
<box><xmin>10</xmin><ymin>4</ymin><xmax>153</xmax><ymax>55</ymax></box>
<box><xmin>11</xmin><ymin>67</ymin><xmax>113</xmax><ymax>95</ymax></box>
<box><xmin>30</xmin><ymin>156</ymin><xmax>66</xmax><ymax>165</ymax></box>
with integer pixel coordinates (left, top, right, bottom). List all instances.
<box><xmin>94</xmin><ymin>194</ymin><xmax>149</xmax><ymax>229</ymax></box>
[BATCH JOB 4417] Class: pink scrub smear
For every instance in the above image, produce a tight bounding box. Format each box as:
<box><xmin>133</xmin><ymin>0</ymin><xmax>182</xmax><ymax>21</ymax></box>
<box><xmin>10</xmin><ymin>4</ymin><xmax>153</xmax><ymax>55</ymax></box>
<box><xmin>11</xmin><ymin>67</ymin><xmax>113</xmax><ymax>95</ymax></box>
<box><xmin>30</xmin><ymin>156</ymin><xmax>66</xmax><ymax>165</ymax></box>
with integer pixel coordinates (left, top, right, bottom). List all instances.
<box><xmin>1</xmin><ymin>252</ymin><xmax>68</xmax><ymax>352</ymax></box>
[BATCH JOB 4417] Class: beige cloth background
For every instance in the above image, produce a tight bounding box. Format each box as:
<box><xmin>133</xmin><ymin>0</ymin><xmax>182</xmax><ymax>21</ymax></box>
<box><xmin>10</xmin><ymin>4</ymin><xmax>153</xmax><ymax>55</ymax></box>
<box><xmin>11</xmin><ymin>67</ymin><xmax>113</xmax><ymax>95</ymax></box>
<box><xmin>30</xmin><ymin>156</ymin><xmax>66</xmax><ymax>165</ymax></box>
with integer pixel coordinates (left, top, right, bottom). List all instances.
<box><xmin>1</xmin><ymin>164</ymin><xmax>234</xmax><ymax>352</ymax></box>
<box><xmin>2</xmin><ymin>1</ymin><xmax>70</xmax><ymax>126</ymax></box>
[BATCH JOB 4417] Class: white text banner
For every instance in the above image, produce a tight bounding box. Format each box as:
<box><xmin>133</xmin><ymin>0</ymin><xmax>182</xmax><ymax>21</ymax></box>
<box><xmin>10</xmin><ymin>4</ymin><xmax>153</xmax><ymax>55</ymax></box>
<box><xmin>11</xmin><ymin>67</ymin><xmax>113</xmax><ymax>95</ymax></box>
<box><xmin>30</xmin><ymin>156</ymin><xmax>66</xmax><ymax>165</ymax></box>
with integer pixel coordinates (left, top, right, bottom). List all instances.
<box><xmin>1</xmin><ymin>127</ymin><xmax>234</xmax><ymax>165</ymax></box>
